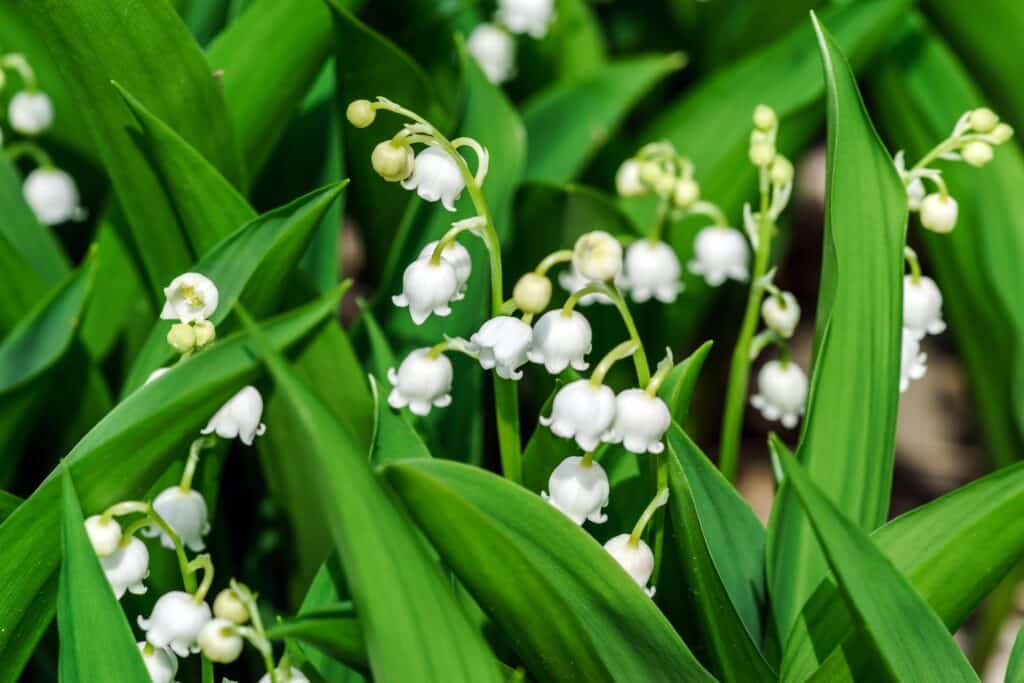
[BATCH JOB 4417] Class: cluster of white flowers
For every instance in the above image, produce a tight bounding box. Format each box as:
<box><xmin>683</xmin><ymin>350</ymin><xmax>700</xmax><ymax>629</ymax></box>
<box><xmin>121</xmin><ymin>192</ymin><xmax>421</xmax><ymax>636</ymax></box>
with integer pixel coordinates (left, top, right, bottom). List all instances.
<box><xmin>750</xmin><ymin>278</ymin><xmax>808</xmax><ymax>429</ymax></box>
<box><xmin>0</xmin><ymin>53</ymin><xmax>84</xmax><ymax>226</ymax></box>
<box><xmin>896</xmin><ymin>247</ymin><xmax>948</xmax><ymax>393</ymax></box>
<box><xmin>467</xmin><ymin>0</ymin><xmax>556</xmax><ymax>84</ymax></box>
<box><xmin>160</xmin><ymin>272</ymin><xmax>220</xmax><ymax>355</ymax></box>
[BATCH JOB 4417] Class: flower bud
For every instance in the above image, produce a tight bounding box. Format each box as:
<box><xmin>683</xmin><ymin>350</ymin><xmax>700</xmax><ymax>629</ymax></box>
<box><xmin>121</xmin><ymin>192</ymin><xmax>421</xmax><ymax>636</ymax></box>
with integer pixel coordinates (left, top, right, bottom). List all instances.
<box><xmin>603</xmin><ymin>534</ymin><xmax>655</xmax><ymax>597</ymax></box>
<box><xmin>166</xmin><ymin>323</ymin><xmax>196</xmax><ymax>354</ymax></box>
<box><xmin>637</xmin><ymin>161</ymin><xmax>662</xmax><ymax>187</ymax></box>
<box><xmin>84</xmin><ymin>515</ymin><xmax>122</xmax><ymax>557</ymax></box>
<box><xmin>197</xmin><ymin>618</ymin><xmax>244</xmax><ymax>664</ymax></box>
<box><xmin>213</xmin><ymin>588</ymin><xmax>249</xmax><ymax>624</ymax></box>
<box><xmin>761</xmin><ymin>291</ymin><xmax>800</xmax><ymax>338</ymax></box>
<box><xmin>372</xmin><ymin>140</ymin><xmax>415</xmax><ymax>182</ymax></box>
<box><xmin>749</xmin><ymin>140</ymin><xmax>776</xmax><ymax>167</ymax></box>
<box><xmin>616</xmin><ymin>159</ymin><xmax>647</xmax><ymax>198</ymax></box>
<box><xmin>961</xmin><ymin>141</ymin><xmax>993</xmax><ymax>167</ymax></box>
<box><xmin>750</xmin><ymin>360</ymin><xmax>807</xmax><ymax>429</ymax></box>
<box><xmin>968</xmin><ymin>107</ymin><xmax>998</xmax><ymax>133</ymax></box>
<box><xmin>991</xmin><ymin>123</ymin><xmax>1014</xmax><ymax>145</ymax></box>
<box><xmin>572</xmin><ymin>231</ymin><xmax>622</xmax><ymax>282</ymax></box>
<box><xmin>23</xmin><ymin>168</ymin><xmax>82</xmax><ymax>225</ymax></box>
<box><xmin>9</xmin><ymin>90</ymin><xmax>54</xmax><ymax>136</ymax></box>
<box><xmin>770</xmin><ymin>155</ymin><xmax>794</xmax><ymax>186</ymax></box>
<box><xmin>672</xmin><ymin>177</ymin><xmax>699</xmax><ymax>208</ymax></box>
<box><xmin>346</xmin><ymin>99</ymin><xmax>375</xmax><ymax>128</ymax></box>
<box><xmin>259</xmin><ymin>667</ymin><xmax>310</xmax><ymax>683</ymax></box>
<box><xmin>513</xmin><ymin>272</ymin><xmax>552</xmax><ymax>314</ymax></box>
<box><xmin>752</xmin><ymin>104</ymin><xmax>777</xmax><ymax>131</ymax></box>
<box><xmin>193</xmin><ymin>320</ymin><xmax>216</xmax><ymax>348</ymax></box>
<box><xmin>919</xmin><ymin>193</ymin><xmax>958</xmax><ymax>234</ymax></box>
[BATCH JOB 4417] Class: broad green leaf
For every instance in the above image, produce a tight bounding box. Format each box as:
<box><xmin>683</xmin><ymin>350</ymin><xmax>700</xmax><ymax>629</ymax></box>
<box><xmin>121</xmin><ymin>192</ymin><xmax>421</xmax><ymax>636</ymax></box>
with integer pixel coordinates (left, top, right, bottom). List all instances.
<box><xmin>207</xmin><ymin>0</ymin><xmax>336</xmax><ymax>174</ymax></box>
<box><xmin>0</xmin><ymin>491</ymin><xmax>20</xmax><ymax>523</ymax></box>
<box><xmin>123</xmin><ymin>183</ymin><xmax>347</xmax><ymax>392</ymax></box>
<box><xmin>664</xmin><ymin>426</ymin><xmax>771</xmax><ymax>681</ymax></box>
<box><xmin>1008</xmin><ymin>627</ymin><xmax>1024</xmax><ymax>683</ymax></box>
<box><xmin>522</xmin><ymin>54</ymin><xmax>685</xmax><ymax>183</ymax></box>
<box><xmin>869</xmin><ymin>15</ymin><xmax>1024</xmax><ymax>469</ymax></box>
<box><xmin>0</xmin><ymin>154</ymin><xmax>68</xmax><ymax>286</ymax></box>
<box><xmin>266</xmin><ymin>603</ymin><xmax>367</xmax><ymax>674</ymax></box>
<box><xmin>774</xmin><ymin>437</ymin><xmax>978</xmax><ymax>682</ymax></box>
<box><xmin>543</xmin><ymin>0</ymin><xmax>607</xmax><ymax>80</ymax></box>
<box><xmin>0</xmin><ymin>290</ymin><xmax>341</xmax><ymax>682</ymax></box>
<box><xmin>782</xmin><ymin>458</ymin><xmax>1024</xmax><ymax>681</ymax></box>
<box><xmin>57</xmin><ymin>469</ymin><xmax>149</xmax><ymax>682</ymax></box>
<box><xmin>240</xmin><ymin>310</ymin><xmax>504</xmax><ymax>683</ymax></box>
<box><xmin>0</xmin><ymin>233</ymin><xmax>46</xmax><ymax>337</ymax></box>
<box><xmin>23</xmin><ymin>0</ymin><xmax>245</xmax><ymax>294</ymax></box>
<box><xmin>384</xmin><ymin>459</ymin><xmax>717</xmax><ymax>683</ymax></box>
<box><xmin>114</xmin><ymin>82</ymin><xmax>256</xmax><ymax>255</ymax></box>
<box><xmin>658</xmin><ymin>340</ymin><xmax>713</xmax><ymax>424</ymax></box>
<box><xmin>767</xmin><ymin>13</ymin><xmax>906</xmax><ymax>643</ymax></box>
<box><xmin>369</xmin><ymin>376</ymin><xmax>432</xmax><ymax>465</ymax></box>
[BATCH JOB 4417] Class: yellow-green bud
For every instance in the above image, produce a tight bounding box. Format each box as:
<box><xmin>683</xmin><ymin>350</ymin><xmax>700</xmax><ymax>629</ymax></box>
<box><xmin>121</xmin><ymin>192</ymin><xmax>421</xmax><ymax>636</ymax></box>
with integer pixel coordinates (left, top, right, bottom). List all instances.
<box><xmin>193</xmin><ymin>320</ymin><xmax>216</xmax><ymax>348</ymax></box>
<box><xmin>770</xmin><ymin>155</ymin><xmax>794</xmax><ymax>185</ymax></box>
<box><xmin>167</xmin><ymin>323</ymin><xmax>196</xmax><ymax>353</ymax></box>
<box><xmin>968</xmin><ymin>107</ymin><xmax>998</xmax><ymax>134</ymax></box>
<box><xmin>637</xmin><ymin>160</ymin><xmax>662</xmax><ymax>187</ymax></box>
<box><xmin>991</xmin><ymin>123</ymin><xmax>1014</xmax><ymax>145</ymax></box>
<box><xmin>753</xmin><ymin>104</ymin><xmax>777</xmax><ymax>132</ymax></box>
<box><xmin>213</xmin><ymin>588</ymin><xmax>249</xmax><ymax>625</ymax></box>
<box><xmin>371</xmin><ymin>140</ymin><xmax>414</xmax><ymax>182</ymax></box>
<box><xmin>673</xmin><ymin>177</ymin><xmax>699</xmax><ymax>208</ymax></box>
<box><xmin>513</xmin><ymin>272</ymin><xmax>552</xmax><ymax>314</ymax></box>
<box><xmin>961</xmin><ymin>140</ymin><xmax>993</xmax><ymax>167</ymax></box>
<box><xmin>749</xmin><ymin>140</ymin><xmax>775</xmax><ymax>167</ymax></box>
<box><xmin>346</xmin><ymin>99</ymin><xmax>376</xmax><ymax>128</ymax></box>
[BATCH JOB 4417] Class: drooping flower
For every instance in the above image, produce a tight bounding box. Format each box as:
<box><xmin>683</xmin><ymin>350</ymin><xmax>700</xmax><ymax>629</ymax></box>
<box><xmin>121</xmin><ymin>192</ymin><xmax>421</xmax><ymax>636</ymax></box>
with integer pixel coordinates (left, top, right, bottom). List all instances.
<box><xmin>603</xmin><ymin>389</ymin><xmax>671</xmax><ymax>454</ymax></box>
<box><xmin>621</xmin><ymin>240</ymin><xmax>683</xmax><ymax>304</ymax></box>
<box><xmin>138</xmin><ymin>591</ymin><xmax>212</xmax><ymax>658</ymax></box>
<box><xmin>201</xmin><ymin>386</ymin><xmax>267</xmax><ymax>446</ymax></box>
<box><xmin>615</xmin><ymin>159</ymin><xmax>646</xmax><ymax>198</ymax></box>
<box><xmin>687</xmin><ymin>226</ymin><xmax>750</xmax><ymax>286</ymax></box>
<box><xmin>513</xmin><ymin>272</ymin><xmax>552</xmax><ymax>314</ymax></box>
<box><xmin>761</xmin><ymin>291</ymin><xmax>801</xmax><ymax>338</ymax></box>
<box><xmin>540</xmin><ymin>379</ymin><xmax>616</xmax><ymax>451</ymax></box>
<box><xmin>603</xmin><ymin>534</ymin><xmax>656</xmax><ymax>597</ymax></box>
<box><xmin>900</xmin><ymin>328</ymin><xmax>928</xmax><ymax>393</ymax></box>
<box><xmin>197</xmin><ymin>618</ymin><xmax>244</xmax><ymax>664</ymax></box>
<box><xmin>467</xmin><ymin>23</ymin><xmax>516</xmax><ymax>84</ymax></box>
<box><xmin>387</xmin><ymin>348</ymin><xmax>453</xmax><ymax>416</ymax></box>
<box><xmin>557</xmin><ymin>264</ymin><xmax>614</xmax><ymax>306</ymax></box>
<box><xmin>160</xmin><ymin>272</ymin><xmax>219</xmax><ymax>323</ymax></box>
<box><xmin>541</xmin><ymin>456</ymin><xmax>609</xmax><ymax>525</ymax></box>
<box><xmin>418</xmin><ymin>240</ymin><xmax>472</xmax><ymax>299</ymax></box>
<box><xmin>371</xmin><ymin>140</ymin><xmax>415</xmax><ymax>182</ymax></box>
<box><xmin>750</xmin><ymin>360</ymin><xmax>808</xmax><ymax>429</ymax></box>
<box><xmin>470</xmin><ymin>316</ymin><xmax>533</xmax><ymax>380</ymax></box>
<box><xmin>100</xmin><ymin>536</ymin><xmax>150</xmax><ymax>599</ymax></box>
<box><xmin>401</xmin><ymin>146</ymin><xmax>466</xmax><ymax>211</ymax></box>
<box><xmin>23</xmin><ymin>168</ymin><xmax>82</xmax><ymax>225</ymax></box>
<box><xmin>903</xmin><ymin>275</ymin><xmax>946</xmax><ymax>339</ymax></box>
<box><xmin>213</xmin><ymin>588</ymin><xmax>249</xmax><ymax>625</ymax></box>
<box><xmin>919</xmin><ymin>193</ymin><xmax>958</xmax><ymax>233</ymax></box>
<box><xmin>143</xmin><ymin>487</ymin><xmax>211</xmax><ymax>553</ymax></box>
<box><xmin>527</xmin><ymin>310</ymin><xmax>592</xmax><ymax>374</ymax></box>
<box><xmin>84</xmin><ymin>515</ymin><xmax>122</xmax><ymax>557</ymax></box>
<box><xmin>137</xmin><ymin>642</ymin><xmax>178</xmax><ymax>683</ymax></box>
<box><xmin>496</xmin><ymin>0</ymin><xmax>555</xmax><ymax>38</ymax></box>
<box><xmin>572</xmin><ymin>231</ymin><xmax>623</xmax><ymax>282</ymax></box>
<box><xmin>9</xmin><ymin>90</ymin><xmax>54</xmax><ymax>136</ymax></box>
<box><xmin>392</xmin><ymin>257</ymin><xmax>460</xmax><ymax>325</ymax></box>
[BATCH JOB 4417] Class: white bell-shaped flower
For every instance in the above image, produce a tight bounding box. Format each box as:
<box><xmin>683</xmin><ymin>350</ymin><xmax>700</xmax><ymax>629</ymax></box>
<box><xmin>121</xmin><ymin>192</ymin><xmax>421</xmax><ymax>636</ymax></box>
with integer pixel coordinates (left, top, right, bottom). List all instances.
<box><xmin>84</xmin><ymin>515</ymin><xmax>122</xmax><ymax>557</ymax></box>
<box><xmin>573</xmin><ymin>231</ymin><xmax>623</xmax><ymax>282</ymax></box>
<box><xmin>468</xmin><ymin>23</ymin><xmax>516</xmax><ymax>84</ymax></box>
<box><xmin>201</xmin><ymin>386</ymin><xmax>267</xmax><ymax>446</ymax></box>
<box><xmin>603</xmin><ymin>534</ymin><xmax>656</xmax><ymax>597</ymax></box>
<box><xmin>616</xmin><ymin>159</ymin><xmax>646</xmax><ymax>198</ymax></box>
<box><xmin>387</xmin><ymin>348</ymin><xmax>453</xmax><ymax>416</ymax></box>
<box><xmin>557</xmin><ymin>264</ymin><xmax>614</xmax><ymax>306</ymax></box>
<box><xmin>903</xmin><ymin>275</ymin><xmax>946</xmax><ymax>339</ymax></box>
<box><xmin>197</xmin><ymin>618</ymin><xmax>244</xmax><ymax>664</ymax></box>
<box><xmin>603</xmin><ymin>389</ymin><xmax>671</xmax><ymax>454</ymax></box>
<box><xmin>900</xmin><ymin>328</ymin><xmax>927</xmax><ymax>393</ymax></box>
<box><xmin>541</xmin><ymin>456</ymin><xmax>609</xmax><ymax>525</ymax></box>
<box><xmin>393</xmin><ymin>257</ymin><xmax>460</xmax><ymax>325</ymax></box>
<box><xmin>539</xmin><ymin>379</ymin><xmax>616</xmax><ymax>451</ymax></box>
<box><xmin>471</xmin><ymin>316</ymin><xmax>533</xmax><ymax>380</ymax></box>
<box><xmin>401</xmin><ymin>146</ymin><xmax>465</xmax><ymax>211</ymax></box>
<box><xmin>750</xmin><ymin>360</ymin><xmax>807</xmax><ymax>429</ymax></box>
<box><xmin>138</xmin><ymin>591</ymin><xmax>212</xmax><ymax>658</ymax></box>
<box><xmin>259</xmin><ymin>667</ymin><xmax>310</xmax><ymax>683</ymax></box>
<box><xmin>160</xmin><ymin>272</ymin><xmax>218</xmax><ymax>323</ymax></box>
<box><xmin>418</xmin><ymin>240</ymin><xmax>472</xmax><ymax>299</ymax></box>
<box><xmin>527</xmin><ymin>310</ymin><xmax>592</xmax><ymax>374</ymax></box>
<box><xmin>143</xmin><ymin>487</ymin><xmax>211</xmax><ymax>553</ymax></box>
<box><xmin>9</xmin><ymin>90</ymin><xmax>54</xmax><ymax>136</ymax></box>
<box><xmin>23</xmin><ymin>168</ymin><xmax>82</xmax><ymax>225</ymax></box>
<box><xmin>761</xmin><ymin>292</ymin><xmax>801</xmax><ymax>338</ymax></box>
<box><xmin>621</xmin><ymin>240</ymin><xmax>683</xmax><ymax>303</ymax></box>
<box><xmin>138</xmin><ymin>642</ymin><xmax>178</xmax><ymax>683</ymax></box>
<box><xmin>100</xmin><ymin>536</ymin><xmax>150</xmax><ymax>599</ymax></box>
<box><xmin>688</xmin><ymin>226</ymin><xmax>750</xmax><ymax>286</ymax></box>
<box><xmin>919</xmin><ymin>193</ymin><xmax>958</xmax><ymax>233</ymax></box>
<box><xmin>497</xmin><ymin>0</ymin><xmax>555</xmax><ymax>37</ymax></box>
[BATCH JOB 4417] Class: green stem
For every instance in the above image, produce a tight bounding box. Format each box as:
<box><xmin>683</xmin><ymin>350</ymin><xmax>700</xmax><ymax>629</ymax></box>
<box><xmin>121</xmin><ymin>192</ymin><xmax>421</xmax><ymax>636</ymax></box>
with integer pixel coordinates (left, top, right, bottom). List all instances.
<box><xmin>180</xmin><ymin>436</ymin><xmax>215</xmax><ymax>492</ymax></box>
<box><xmin>535</xmin><ymin>249</ymin><xmax>572</xmax><ymax>276</ymax></box>
<box><xmin>4</xmin><ymin>140</ymin><xmax>53</xmax><ymax>168</ymax></box>
<box><xmin>147</xmin><ymin>507</ymin><xmax>195</xmax><ymax>593</ymax></box>
<box><xmin>650</xmin><ymin>453</ymin><xmax>669</xmax><ymax>582</ymax></box>
<box><xmin>590</xmin><ymin>340</ymin><xmax>639</xmax><ymax>387</ymax></box>
<box><xmin>648</xmin><ymin>196</ymin><xmax>672</xmax><ymax>243</ymax></box>
<box><xmin>629</xmin><ymin>487</ymin><xmax>669</xmax><ymax>545</ymax></box>
<box><xmin>718</xmin><ymin>172</ymin><xmax>774</xmax><ymax>482</ymax></box>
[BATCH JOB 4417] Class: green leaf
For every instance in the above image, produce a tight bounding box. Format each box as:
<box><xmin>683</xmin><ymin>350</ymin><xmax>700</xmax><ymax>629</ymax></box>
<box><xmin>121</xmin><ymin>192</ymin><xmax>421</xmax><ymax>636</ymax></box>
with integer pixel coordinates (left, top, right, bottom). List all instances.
<box><xmin>239</xmin><ymin>310</ymin><xmax>504</xmax><ymax>683</ymax></box>
<box><xmin>22</xmin><ymin>0</ymin><xmax>245</xmax><ymax>294</ymax></box>
<box><xmin>0</xmin><ymin>290</ymin><xmax>341</xmax><ymax>682</ymax></box>
<box><xmin>657</xmin><ymin>340</ymin><xmax>713</xmax><ymax>424</ymax></box>
<box><xmin>1007</xmin><ymin>626</ymin><xmax>1024</xmax><ymax>683</ymax></box>
<box><xmin>522</xmin><ymin>54</ymin><xmax>685</xmax><ymax>183</ymax></box>
<box><xmin>123</xmin><ymin>183</ymin><xmax>347</xmax><ymax>392</ymax></box>
<box><xmin>266</xmin><ymin>603</ymin><xmax>367</xmax><ymax>674</ymax></box>
<box><xmin>58</xmin><ymin>468</ymin><xmax>149</xmax><ymax>682</ymax></box>
<box><xmin>0</xmin><ymin>491</ymin><xmax>20</xmax><ymax>523</ymax></box>
<box><xmin>766</xmin><ymin>12</ymin><xmax>907</xmax><ymax>643</ymax></box>
<box><xmin>782</xmin><ymin>457</ymin><xmax>1024</xmax><ymax>681</ymax></box>
<box><xmin>0</xmin><ymin>154</ymin><xmax>68</xmax><ymax>286</ymax></box>
<box><xmin>664</xmin><ymin>426</ymin><xmax>772</xmax><ymax>681</ymax></box>
<box><xmin>384</xmin><ymin>459</ymin><xmax>717</xmax><ymax>683</ymax></box>
<box><xmin>207</xmin><ymin>0</ymin><xmax>335</xmax><ymax>174</ymax></box>
<box><xmin>773</xmin><ymin>436</ymin><xmax>978</xmax><ymax>682</ymax></box>
<box><xmin>369</xmin><ymin>376</ymin><xmax>432</xmax><ymax>466</ymax></box>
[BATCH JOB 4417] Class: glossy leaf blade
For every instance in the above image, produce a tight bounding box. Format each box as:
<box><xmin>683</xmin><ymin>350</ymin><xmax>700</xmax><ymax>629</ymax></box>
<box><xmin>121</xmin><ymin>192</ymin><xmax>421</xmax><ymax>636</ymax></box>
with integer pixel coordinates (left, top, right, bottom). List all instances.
<box><xmin>1008</xmin><ymin>627</ymin><xmax>1024</xmax><ymax>683</ymax></box>
<box><xmin>384</xmin><ymin>459</ymin><xmax>716</xmax><ymax>683</ymax></box>
<box><xmin>0</xmin><ymin>154</ymin><xmax>68</xmax><ymax>286</ymax></box>
<box><xmin>767</xmin><ymin>12</ymin><xmax>907</xmax><ymax>643</ymax></box>
<box><xmin>266</xmin><ymin>603</ymin><xmax>367</xmax><ymax>673</ymax></box>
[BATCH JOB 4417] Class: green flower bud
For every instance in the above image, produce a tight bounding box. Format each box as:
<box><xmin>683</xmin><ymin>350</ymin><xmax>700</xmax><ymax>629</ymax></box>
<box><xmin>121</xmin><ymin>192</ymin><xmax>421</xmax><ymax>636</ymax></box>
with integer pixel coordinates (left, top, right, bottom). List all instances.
<box><xmin>213</xmin><ymin>588</ymin><xmax>249</xmax><ymax>625</ymax></box>
<box><xmin>770</xmin><ymin>155</ymin><xmax>794</xmax><ymax>185</ymax></box>
<box><xmin>346</xmin><ymin>99</ymin><xmax>376</xmax><ymax>128</ymax></box>
<box><xmin>513</xmin><ymin>272</ymin><xmax>552</xmax><ymax>314</ymax></box>
<box><xmin>753</xmin><ymin>104</ymin><xmax>777</xmax><ymax>132</ymax></box>
<box><xmin>961</xmin><ymin>140</ymin><xmax>993</xmax><ymax>167</ymax></box>
<box><xmin>193</xmin><ymin>320</ymin><xmax>216</xmax><ymax>348</ymax></box>
<box><xmin>167</xmin><ymin>323</ymin><xmax>196</xmax><ymax>354</ymax></box>
<box><xmin>672</xmin><ymin>177</ymin><xmax>699</xmax><ymax>208</ymax></box>
<box><xmin>372</xmin><ymin>140</ymin><xmax>415</xmax><ymax>182</ymax></box>
<box><xmin>968</xmin><ymin>107</ymin><xmax>998</xmax><ymax>134</ymax></box>
<box><xmin>991</xmin><ymin>123</ymin><xmax>1014</xmax><ymax>145</ymax></box>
